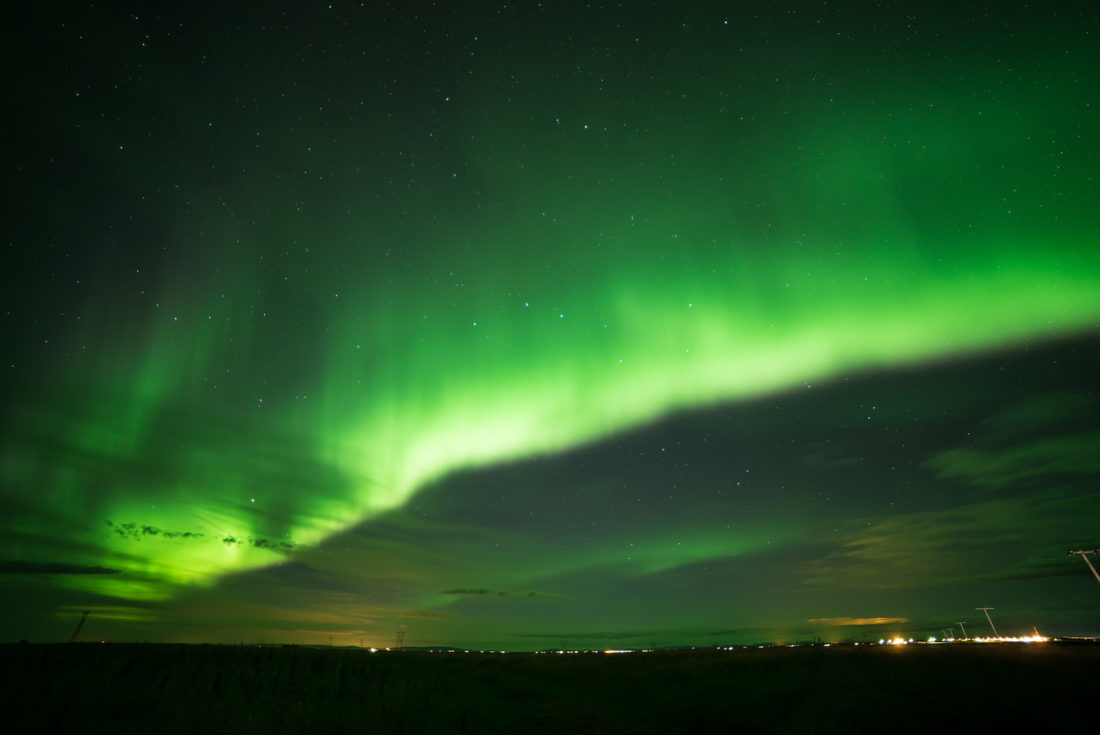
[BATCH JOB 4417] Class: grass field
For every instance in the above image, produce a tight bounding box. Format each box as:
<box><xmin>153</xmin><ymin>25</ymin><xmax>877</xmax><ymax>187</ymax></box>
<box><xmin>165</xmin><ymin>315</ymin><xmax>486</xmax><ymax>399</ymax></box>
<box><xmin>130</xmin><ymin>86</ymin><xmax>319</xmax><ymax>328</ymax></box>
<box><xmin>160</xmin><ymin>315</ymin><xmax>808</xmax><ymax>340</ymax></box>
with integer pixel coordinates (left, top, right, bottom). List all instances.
<box><xmin>1</xmin><ymin>642</ymin><xmax>1096</xmax><ymax>733</ymax></box>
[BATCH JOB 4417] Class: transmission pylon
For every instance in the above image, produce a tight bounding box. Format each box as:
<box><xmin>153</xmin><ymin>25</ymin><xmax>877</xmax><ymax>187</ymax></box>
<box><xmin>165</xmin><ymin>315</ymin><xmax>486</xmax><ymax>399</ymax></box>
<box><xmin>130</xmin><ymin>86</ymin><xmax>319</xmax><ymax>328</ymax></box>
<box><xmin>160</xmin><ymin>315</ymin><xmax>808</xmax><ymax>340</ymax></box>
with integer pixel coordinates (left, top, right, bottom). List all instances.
<box><xmin>68</xmin><ymin>611</ymin><xmax>90</xmax><ymax>643</ymax></box>
<box><xmin>976</xmin><ymin>607</ymin><xmax>998</xmax><ymax>637</ymax></box>
<box><xmin>1069</xmin><ymin>549</ymin><xmax>1100</xmax><ymax>584</ymax></box>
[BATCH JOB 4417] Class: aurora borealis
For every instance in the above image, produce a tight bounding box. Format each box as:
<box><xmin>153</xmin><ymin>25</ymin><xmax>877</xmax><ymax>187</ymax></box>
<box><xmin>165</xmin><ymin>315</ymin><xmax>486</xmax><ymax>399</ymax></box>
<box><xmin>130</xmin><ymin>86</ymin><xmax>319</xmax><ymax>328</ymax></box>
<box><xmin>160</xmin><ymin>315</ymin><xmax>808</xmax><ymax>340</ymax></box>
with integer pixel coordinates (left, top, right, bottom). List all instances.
<box><xmin>2</xmin><ymin>1</ymin><xmax>1098</xmax><ymax>648</ymax></box>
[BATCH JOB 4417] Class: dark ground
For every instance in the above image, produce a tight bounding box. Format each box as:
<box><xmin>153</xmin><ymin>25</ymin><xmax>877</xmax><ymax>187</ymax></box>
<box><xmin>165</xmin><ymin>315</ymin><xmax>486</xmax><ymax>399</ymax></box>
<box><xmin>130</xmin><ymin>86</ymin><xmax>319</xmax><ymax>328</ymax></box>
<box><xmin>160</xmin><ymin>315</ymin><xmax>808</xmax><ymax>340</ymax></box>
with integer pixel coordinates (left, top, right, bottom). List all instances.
<box><xmin>1</xmin><ymin>642</ymin><xmax>1096</xmax><ymax>733</ymax></box>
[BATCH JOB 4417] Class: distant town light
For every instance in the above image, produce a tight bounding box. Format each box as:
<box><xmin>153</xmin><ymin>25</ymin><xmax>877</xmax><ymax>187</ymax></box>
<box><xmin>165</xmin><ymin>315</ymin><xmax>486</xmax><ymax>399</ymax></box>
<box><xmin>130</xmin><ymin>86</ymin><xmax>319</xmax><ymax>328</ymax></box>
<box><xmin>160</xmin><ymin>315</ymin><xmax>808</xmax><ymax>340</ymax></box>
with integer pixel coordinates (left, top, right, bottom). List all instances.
<box><xmin>972</xmin><ymin>635</ymin><xmax>1048</xmax><ymax>643</ymax></box>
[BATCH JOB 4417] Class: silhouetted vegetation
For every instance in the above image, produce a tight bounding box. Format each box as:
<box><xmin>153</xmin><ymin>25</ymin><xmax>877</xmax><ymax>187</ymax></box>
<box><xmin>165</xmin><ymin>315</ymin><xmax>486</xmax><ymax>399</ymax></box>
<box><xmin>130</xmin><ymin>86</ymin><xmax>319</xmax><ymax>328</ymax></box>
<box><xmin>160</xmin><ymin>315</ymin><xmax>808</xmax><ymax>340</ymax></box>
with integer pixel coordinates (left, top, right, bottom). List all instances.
<box><xmin>0</xmin><ymin>642</ymin><xmax>1095</xmax><ymax>733</ymax></box>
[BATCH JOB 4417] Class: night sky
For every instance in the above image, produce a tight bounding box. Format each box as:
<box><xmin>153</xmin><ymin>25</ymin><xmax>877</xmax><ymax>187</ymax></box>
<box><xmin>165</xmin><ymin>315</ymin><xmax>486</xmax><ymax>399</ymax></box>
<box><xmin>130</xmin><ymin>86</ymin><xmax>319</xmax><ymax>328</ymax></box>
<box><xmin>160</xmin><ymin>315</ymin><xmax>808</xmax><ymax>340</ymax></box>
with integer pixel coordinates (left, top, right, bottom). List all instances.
<box><xmin>3</xmin><ymin>2</ymin><xmax>1099</xmax><ymax>649</ymax></box>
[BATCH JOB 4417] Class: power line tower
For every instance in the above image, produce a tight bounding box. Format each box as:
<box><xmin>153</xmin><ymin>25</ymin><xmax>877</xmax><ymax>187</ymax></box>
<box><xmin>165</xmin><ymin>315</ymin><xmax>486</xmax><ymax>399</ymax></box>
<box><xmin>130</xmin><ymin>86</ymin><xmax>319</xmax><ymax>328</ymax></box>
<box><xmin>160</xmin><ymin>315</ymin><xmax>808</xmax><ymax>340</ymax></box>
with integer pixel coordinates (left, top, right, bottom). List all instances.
<box><xmin>1068</xmin><ymin>549</ymin><xmax>1100</xmax><ymax>584</ymax></box>
<box><xmin>68</xmin><ymin>611</ymin><xmax>90</xmax><ymax>643</ymax></box>
<box><xmin>394</xmin><ymin>630</ymin><xmax>405</xmax><ymax>650</ymax></box>
<box><xmin>955</xmin><ymin>621</ymin><xmax>967</xmax><ymax>639</ymax></box>
<box><xmin>976</xmin><ymin>607</ymin><xmax>998</xmax><ymax>637</ymax></box>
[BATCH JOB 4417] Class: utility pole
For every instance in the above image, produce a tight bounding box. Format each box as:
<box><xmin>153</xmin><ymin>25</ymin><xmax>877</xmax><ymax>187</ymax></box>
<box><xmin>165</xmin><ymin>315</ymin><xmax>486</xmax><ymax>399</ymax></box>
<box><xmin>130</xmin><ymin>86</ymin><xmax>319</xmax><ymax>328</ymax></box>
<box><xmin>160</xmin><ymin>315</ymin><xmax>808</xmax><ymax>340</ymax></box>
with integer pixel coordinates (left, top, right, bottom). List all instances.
<box><xmin>68</xmin><ymin>611</ymin><xmax>90</xmax><ymax>643</ymax></box>
<box><xmin>955</xmin><ymin>621</ymin><xmax>967</xmax><ymax>639</ymax></box>
<box><xmin>1068</xmin><ymin>549</ymin><xmax>1100</xmax><ymax>584</ymax></box>
<box><xmin>976</xmin><ymin>607</ymin><xmax>998</xmax><ymax>637</ymax></box>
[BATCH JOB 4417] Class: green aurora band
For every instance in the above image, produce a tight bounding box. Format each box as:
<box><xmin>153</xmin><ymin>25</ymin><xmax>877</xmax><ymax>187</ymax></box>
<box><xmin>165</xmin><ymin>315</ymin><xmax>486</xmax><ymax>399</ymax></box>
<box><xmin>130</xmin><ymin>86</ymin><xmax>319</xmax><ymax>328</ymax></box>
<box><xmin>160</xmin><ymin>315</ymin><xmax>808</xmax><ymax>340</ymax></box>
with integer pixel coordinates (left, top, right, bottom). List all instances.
<box><xmin>3</xmin><ymin>4</ymin><xmax>1099</xmax><ymax>628</ymax></box>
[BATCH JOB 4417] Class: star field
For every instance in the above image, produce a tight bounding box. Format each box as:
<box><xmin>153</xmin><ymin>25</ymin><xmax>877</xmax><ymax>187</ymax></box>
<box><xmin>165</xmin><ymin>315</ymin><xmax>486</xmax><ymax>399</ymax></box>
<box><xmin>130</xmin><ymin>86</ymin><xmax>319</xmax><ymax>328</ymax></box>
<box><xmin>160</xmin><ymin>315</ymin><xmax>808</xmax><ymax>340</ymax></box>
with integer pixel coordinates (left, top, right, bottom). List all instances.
<box><xmin>2</xmin><ymin>1</ymin><xmax>1098</xmax><ymax>647</ymax></box>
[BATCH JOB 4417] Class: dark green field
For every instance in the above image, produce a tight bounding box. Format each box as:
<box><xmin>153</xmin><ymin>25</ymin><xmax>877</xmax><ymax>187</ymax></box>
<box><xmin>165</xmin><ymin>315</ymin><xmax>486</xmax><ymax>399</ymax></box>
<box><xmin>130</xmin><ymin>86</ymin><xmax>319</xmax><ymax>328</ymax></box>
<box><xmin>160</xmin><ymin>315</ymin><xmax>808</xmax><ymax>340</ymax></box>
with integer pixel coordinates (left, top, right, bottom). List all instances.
<box><xmin>1</xmin><ymin>642</ymin><xmax>1095</xmax><ymax>733</ymax></box>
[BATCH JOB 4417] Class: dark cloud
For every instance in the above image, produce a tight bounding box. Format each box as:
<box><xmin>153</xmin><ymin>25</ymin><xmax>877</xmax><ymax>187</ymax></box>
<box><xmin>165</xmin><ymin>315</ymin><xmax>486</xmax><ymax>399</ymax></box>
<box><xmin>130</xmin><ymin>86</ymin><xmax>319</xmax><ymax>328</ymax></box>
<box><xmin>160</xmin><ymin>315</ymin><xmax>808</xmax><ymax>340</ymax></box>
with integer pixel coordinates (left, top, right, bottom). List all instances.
<box><xmin>162</xmin><ymin>530</ymin><xmax>204</xmax><ymax>539</ymax></box>
<box><xmin>250</xmin><ymin>537</ymin><xmax>295</xmax><ymax>551</ymax></box>
<box><xmin>105</xmin><ymin>520</ymin><xmax>204</xmax><ymax>541</ymax></box>
<box><xmin>217</xmin><ymin>535</ymin><xmax>294</xmax><ymax>552</ymax></box>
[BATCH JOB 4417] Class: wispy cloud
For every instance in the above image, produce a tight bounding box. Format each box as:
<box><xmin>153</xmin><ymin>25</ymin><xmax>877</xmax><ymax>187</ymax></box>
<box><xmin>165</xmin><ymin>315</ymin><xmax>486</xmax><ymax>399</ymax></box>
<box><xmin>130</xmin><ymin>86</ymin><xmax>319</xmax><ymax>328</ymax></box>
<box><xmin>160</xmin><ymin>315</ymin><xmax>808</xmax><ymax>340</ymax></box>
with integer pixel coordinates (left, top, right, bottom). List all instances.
<box><xmin>976</xmin><ymin>392</ymin><xmax>1094</xmax><ymax>440</ymax></box>
<box><xmin>807</xmin><ymin>616</ymin><xmax>908</xmax><ymax>626</ymax></box>
<box><xmin>925</xmin><ymin>431</ymin><xmax>1100</xmax><ymax>489</ymax></box>
<box><xmin>0</xmin><ymin>560</ymin><xmax>120</xmax><ymax>575</ymax></box>
<box><xmin>799</xmin><ymin>492</ymin><xmax>1100</xmax><ymax>590</ymax></box>
<box><xmin>440</xmin><ymin>588</ymin><xmax>561</xmax><ymax>598</ymax></box>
